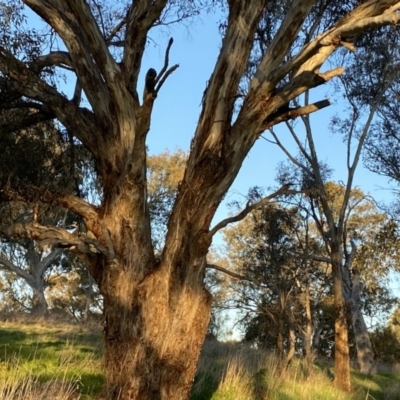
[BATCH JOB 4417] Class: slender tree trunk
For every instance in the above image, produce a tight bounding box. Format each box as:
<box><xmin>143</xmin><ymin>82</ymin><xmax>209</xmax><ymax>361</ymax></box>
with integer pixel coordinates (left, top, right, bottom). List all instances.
<box><xmin>346</xmin><ymin>268</ymin><xmax>376</xmax><ymax>375</ymax></box>
<box><xmin>286</xmin><ymin>320</ymin><xmax>296</xmax><ymax>368</ymax></box>
<box><xmin>312</xmin><ymin>321</ymin><xmax>323</xmax><ymax>355</ymax></box>
<box><xmin>277</xmin><ymin>313</ymin><xmax>285</xmax><ymax>372</ymax></box>
<box><xmin>304</xmin><ymin>284</ymin><xmax>314</xmax><ymax>370</ymax></box>
<box><xmin>100</xmin><ymin>260</ymin><xmax>211</xmax><ymax>400</ymax></box>
<box><xmin>331</xmin><ymin>251</ymin><xmax>351</xmax><ymax>392</ymax></box>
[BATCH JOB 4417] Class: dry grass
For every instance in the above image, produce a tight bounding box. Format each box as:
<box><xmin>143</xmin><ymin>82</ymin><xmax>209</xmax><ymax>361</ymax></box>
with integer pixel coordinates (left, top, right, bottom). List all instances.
<box><xmin>1</xmin><ymin>318</ymin><xmax>400</xmax><ymax>399</ymax></box>
<box><xmin>191</xmin><ymin>340</ymin><xmax>400</xmax><ymax>400</ymax></box>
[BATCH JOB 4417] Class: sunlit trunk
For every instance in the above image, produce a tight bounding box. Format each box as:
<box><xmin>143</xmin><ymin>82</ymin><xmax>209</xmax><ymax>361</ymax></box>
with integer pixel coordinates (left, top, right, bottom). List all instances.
<box><xmin>331</xmin><ymin>249</ymin><xmax>351</xmax><ymax>392</ymax></box>
<box><xmin>100</xmin><ymin>265</ymin><xmax>210</xmax><ymax>400</ymax></box>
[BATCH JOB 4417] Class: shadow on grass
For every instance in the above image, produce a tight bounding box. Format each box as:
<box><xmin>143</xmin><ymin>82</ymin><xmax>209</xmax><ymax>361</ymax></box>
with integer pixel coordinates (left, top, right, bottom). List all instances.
<box><xmin>0</xmin><ymin>323</ymin><xmax>104</xmax><ymax>399</ymax></box>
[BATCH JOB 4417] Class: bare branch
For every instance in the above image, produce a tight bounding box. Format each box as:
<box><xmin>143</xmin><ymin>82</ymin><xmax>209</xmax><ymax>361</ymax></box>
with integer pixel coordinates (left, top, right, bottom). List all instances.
<box><xmin>262</xmin><ymin>99</ymin><xmax>331</xmax><ymax>130</ymax></box>
<box><xmin>37</xmin><ymin>248</ymin><xmax>63</xmax><ymax>275</ymax></box>
<box><xmin>72</xmin><ymin>78</ymin><xmax>82</xmax><ymax>106</ymax></box>
<box><xmin>0</xmin><ymin>256</ymin><xmax>35</xmax><ymax>285</ymax></box>
<box><xmin>65</xmin><ymin>0</ymin><xmax>119</xmax><ymax>85</ymax></box>
<box><xmin>253</xmin><ymin>0</ymin><xmax>317</xmax><ymax>92</ymax></box>
<box><xmin>267</xmin><ymin>129</ymin><xmax>311</xmax><ymax>176</ymax></box>
<box><xmin>206</xmin><ymin>263</ymin><xmax>258</xmax><ymax>284</ymax></box>
<box><xmin>106</xmin><ymin>17</ymin><xmax>127</xmax><ymax>44</ymax></box>
<box><xmin>209</xmin><ymin>184</ymin><xmax>298</xmax><ymax>237</ymax></box>
<box><xmin>31</xmin><ymin>51</ymin><xmax>72</xmax><ymax>71</ymax></box>
<box><xmin>155</xmin><ymin>38</ymin><xmax>174</xmax><ymax>85</ymax></box>
<box><xmin>261</xmin><ymin>2</ymin><xmax>400</xmax><ymax>91</ymax></box>
<box><xmin>155</xmin><ymin>64</ymin><xmax>179</xmax><ymax>94</ymax></box>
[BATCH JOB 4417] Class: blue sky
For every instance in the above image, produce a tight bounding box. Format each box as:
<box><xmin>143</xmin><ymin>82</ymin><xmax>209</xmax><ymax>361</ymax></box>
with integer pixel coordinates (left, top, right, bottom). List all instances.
<box><xmin>25</xmin><ymin>6</ymin><xmax>395</xmax><ymax>212</ymax></box>
<box><xmin>141</xmin><ymin>12</ymin><xmax>396</xmax><ymax>217</ymax></box>
<box><xmin>20</xmin><ymin>3</ymin><xmax>400</xmax><ymax>336</ymax></box>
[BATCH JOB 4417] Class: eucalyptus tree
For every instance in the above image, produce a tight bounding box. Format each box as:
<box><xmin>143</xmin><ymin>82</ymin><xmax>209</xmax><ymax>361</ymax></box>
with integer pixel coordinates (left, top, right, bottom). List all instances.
<box><xmin>1</xmin><ymin>0</ymin><xmax>400</xmax><ymax>397</ymax></box>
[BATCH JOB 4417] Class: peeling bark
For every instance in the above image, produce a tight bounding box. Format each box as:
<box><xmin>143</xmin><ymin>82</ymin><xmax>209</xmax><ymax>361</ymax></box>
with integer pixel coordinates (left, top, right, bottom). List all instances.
<box><xmin>1</xmin><ymin>0</ymin><xmax>400</xmax><ymax>397</ymax></box>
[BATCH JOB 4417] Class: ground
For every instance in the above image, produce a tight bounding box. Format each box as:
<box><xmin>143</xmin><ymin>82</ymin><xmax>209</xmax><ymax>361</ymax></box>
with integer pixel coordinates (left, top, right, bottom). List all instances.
<box><xmin>0</xmin><ymin>317</ymin><xmax>399</xmax><ymax>400</ymax></box>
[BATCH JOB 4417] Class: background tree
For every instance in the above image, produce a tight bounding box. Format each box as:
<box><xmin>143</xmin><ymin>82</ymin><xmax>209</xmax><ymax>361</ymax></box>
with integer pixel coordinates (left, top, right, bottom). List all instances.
<box><xmin>1</xmin><ymin>1</ymin><xmax>400</xmax><ymax>397</ymax></box>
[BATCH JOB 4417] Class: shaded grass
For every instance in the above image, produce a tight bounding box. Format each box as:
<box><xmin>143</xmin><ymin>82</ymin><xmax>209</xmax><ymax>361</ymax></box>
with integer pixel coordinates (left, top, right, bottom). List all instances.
<box><xmin>0</xmin><ymin>319</ymin><xmax>104</xmax><ymax>399</ymax></box>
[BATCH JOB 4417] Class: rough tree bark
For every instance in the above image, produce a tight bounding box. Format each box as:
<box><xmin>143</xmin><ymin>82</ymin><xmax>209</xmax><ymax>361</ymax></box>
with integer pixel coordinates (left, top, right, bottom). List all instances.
<box><xmin>1</xmin><ymin>0</ymin><xmax>400</xmax><ymax>398</ymax></box>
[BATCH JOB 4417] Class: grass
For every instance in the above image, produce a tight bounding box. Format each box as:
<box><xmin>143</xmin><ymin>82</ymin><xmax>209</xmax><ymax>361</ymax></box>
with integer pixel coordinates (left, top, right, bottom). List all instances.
<box><xmin>0</xmin><ymin>318</ymin><xmax>399</xmax><ymax>399</ymax></box>
<box><xmin>0</xmin><ymin>318</ymin><xmax>104</xmax><ymax>399</ymax></box>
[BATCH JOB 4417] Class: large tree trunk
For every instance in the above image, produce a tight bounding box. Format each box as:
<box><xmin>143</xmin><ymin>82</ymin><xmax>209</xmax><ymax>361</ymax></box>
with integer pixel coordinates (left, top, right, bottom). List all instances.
<box><xmin>331</xmin><ymin>251</ymin><xmax>351</xmax><ymax>392</ymax></box>
<box><xmin>100</xmin><ymin>264</ymin><xmax>211</xmax><ymax>400</ymax></box>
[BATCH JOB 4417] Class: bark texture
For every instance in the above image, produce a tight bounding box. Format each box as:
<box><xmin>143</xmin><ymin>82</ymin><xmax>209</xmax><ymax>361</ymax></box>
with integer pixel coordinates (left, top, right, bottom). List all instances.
<box><xmin>1</xmin><ymin>0</ymin><xmax>400</xmax><ymax>398</ymax></box>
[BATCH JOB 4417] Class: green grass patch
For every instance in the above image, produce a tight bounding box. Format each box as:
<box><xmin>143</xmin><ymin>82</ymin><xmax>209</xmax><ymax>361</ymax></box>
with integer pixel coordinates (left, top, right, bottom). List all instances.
<box><xmin>0</xmin><ymin>320</ymin><xmax>104</xmax><ymax>399</ymax></box>
<box><xmin>1</xmin><ymin>321</ymin><xmax>400</xmax><ymax>399</ymax></box>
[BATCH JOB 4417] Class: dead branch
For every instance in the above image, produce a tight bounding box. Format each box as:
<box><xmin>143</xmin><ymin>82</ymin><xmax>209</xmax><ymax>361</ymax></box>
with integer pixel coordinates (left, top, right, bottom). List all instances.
<box><xmin>155</xmin><ymin>64</ymin><xmax>179</xmax><ymax>93</ymax></box>
<box><xmin>262</xmin><ymin>99</ymin><xmax>331</xmax><ymax>130</ymax></box>
<box><xmin>155</xmin><ymin>37</ymin><xmax>174</xmax><ymax>85</ymax></box>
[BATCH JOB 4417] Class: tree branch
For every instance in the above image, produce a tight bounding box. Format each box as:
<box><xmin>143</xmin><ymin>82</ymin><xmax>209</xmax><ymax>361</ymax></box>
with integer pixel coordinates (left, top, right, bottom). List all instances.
<box><xmin>0</xmin><ymin>46</ymin><xmax>101</xmax><ymax>158</ymax></box>
<box><xmin>37</xmin><ymin>248</ymin><xmax>63</xmax><ymax>276</ymax></box>
<box><xmin>155</xmin><ymin>38</ymin><xmax>174</xmax><ymax>85</ymax></box>
<box><xmin>206</xmin><ymin>263</ymin><xmax>258</xmax><ymax>284</ymax></box>
<box><xmin>31</xmin><ymin>51</ymin><xmax>73</xmax><ymax>72</ymax></box>
<box><xmin>253</xmin><ymin>0</ymin><xmax>317</xmax><ymax>93</ymax></box>
<box><xmin>1</xmin><ymin>186</ymin><xmax>99</xmax><ymax>226</ymax></box>
<box><xmin>209</xmin><ymin>184</ymin><xmax>297</xmax><ymax>237</ymax></box>
<box><xmin>155</xmin><ymin>65</ymin><xmax>179</xmax><ymax>94</ymax></box>
<box><xmin>0</xmin><ymin>107</ymin><xmax>55</xmax><ymax>134</ymax></box>
<box><xmin>123</xmin><ymin>0</ymin><xmax>169</xmax><ymax>94</ymax></box>
<box><xmin>23</xmin><ymin>0</ymin><xmax>111</xmax><ymax>117</ymax></box>
<box><xmin>0</xmin><ymin>221</ymin><xmax>113</xmax><ymax>260</ymax></box>
<box><xmin>0</xmin><ymin>255</ymin><xmax>35</xmax><ymax>286</ymax></box>
<box><xmin>66</xmin><ymin>0</ymin><xmax>119</xmax><ymax>86</ymax></box>
<box><xmin>262</xmin><ymin>99</ymin><xmax>331</xmax><ymax>130</ymax></box>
